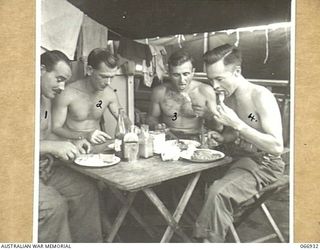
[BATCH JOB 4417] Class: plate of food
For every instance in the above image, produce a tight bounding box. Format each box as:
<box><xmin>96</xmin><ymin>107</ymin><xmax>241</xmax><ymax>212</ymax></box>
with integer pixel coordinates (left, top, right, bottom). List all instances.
<box><xmin>164</xmin><ymin>140</ymin><xmax>201</xmax><ymax>151</ymax></box>
<box><xmin>180</xmin><ymin>148</ymin><xmax>225</xmax><ymax>163</ymax></box>
<box><xmin>74</xmin><ymin>153</ymin><xmax>120</xmax><ymax>167</ymax></box>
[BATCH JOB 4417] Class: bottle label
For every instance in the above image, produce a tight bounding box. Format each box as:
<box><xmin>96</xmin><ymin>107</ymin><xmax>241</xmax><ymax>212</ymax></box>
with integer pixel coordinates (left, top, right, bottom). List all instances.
<box><xmin>114</xmin><ymin>139</ymin><xmax>122</xmax><ymax>152</ymax></box>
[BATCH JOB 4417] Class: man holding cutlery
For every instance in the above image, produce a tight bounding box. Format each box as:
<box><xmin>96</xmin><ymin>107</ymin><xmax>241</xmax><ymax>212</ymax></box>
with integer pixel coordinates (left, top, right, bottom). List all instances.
<box><xmin>39</xmin><ymin>50</ymin><xmax>103</xmax><ymax>242</ymax></box>
<box><xmin>52</xmin><ymin>48</ymin><xmax>121</xmax><ymax>144</ymax></box>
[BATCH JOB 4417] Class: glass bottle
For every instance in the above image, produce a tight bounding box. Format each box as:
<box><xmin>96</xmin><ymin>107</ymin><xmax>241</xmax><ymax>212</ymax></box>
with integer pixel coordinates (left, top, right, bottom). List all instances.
<box><xmin>114</xmin><ymin>108</ymin><xmax>126</xmax><ymax>158</ymax></box>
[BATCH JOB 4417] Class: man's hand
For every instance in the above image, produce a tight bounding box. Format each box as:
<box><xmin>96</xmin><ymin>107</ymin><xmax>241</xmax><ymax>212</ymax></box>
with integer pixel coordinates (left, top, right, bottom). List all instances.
<box><xmin>214</xmin><ymin>102</ymin><xmax>243</xmax><ymax>129</ymax></box>
<box><xmin>207</xmin><ymin>131</ymin><xmax>224</xmax><ymax>147</ymax></box>
<box><xmin>192</xmin><ymin>104</ymin><xmax>212</xmax><ymax>119</ymax></box>
<box><xmin>72</xmin><ymin>138</ymin><xmax>91</xmax><ymax>154</ymax></box>
<box><xmin>89</xmin><ymin>130</ymin><xmax>112</xmax><ymax>144</ymax></box>
<box><xmin>51</xmin><ymin>141</ymin><xmax>80</xmax><ymax>161</ymax></box>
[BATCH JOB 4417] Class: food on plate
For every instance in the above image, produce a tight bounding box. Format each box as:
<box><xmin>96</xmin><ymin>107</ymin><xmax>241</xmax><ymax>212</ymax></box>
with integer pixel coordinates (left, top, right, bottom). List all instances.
<box><xmin>174</xmin><ymin>140</ymin><xmax>188</xmax><ymax>150</ymax></box>
<box><xmin>76</xmin><ymin>154</ymin><xmax>115</xmax><ymax>165</ymax></box>
<box><xmin>161</xmin><ymin>145</ymin><xmax>181</xmax><ymax>161</ymax></box>
<box><xmin>191</xmin><ymin>150</ymin><xmax>222</xmax><ymax>161</ymax></box>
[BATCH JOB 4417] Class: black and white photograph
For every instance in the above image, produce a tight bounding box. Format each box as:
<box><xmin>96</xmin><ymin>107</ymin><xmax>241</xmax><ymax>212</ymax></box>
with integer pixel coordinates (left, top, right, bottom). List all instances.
<box><xmin>37</xmin><ymin>0</ymin><xmax>293</xmax><ymax>243</ymax></box>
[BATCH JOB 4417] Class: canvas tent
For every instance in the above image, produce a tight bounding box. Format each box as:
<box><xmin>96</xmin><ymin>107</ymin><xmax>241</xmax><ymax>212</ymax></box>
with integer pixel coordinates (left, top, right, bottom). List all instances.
<box><xmin>66</xmin><ymin>0</ymin><xmax>291</xmax><ymax>39</ymax></box>
<box><xmin>41</xmin><ymin>0</ymin><xmax>291</xmax><ymax>143</ymax></box>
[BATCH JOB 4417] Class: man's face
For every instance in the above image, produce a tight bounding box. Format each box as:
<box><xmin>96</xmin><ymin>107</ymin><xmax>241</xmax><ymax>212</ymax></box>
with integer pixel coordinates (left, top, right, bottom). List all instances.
<box><xmin>89</xmin><ymin>62</ymin><xmax>118</xmax><ymax>91</ymax></box>
<box><xmin>41</xmin><ymin>60</ymin><xmax>72</xmax><ymax>99</ymax></box>
<box><xmin>169</xmin><ymin>61</ymin><xmax>194</xmax><ymax>92</ymax></box>
<box><xmin>206</xmin><ymin>60</ymin><xmax>238</xmax><ymax>97</ymax></box>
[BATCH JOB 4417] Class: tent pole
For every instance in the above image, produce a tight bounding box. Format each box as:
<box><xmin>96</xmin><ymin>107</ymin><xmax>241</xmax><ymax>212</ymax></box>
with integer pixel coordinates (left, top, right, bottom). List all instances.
<box><xmin>203</xmin><ymin>32</ymin><xmax>209</xmax><ymax>72</ymax></box>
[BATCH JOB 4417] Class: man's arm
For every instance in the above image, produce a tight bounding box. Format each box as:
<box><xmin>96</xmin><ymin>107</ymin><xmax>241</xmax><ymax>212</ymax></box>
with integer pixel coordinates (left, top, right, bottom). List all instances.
<box><xmin>147</xmin><ymin>86</ymin><xmax>163</xmax><ymax>129</ymax></box>
<box><xmin>199</xmin><ymin>85</ymin><xmax>223</xmax><ymax>131</ymax></box>
<box><xmin>40</xmin><ymin>140</ymin><xmax>79</xmax><ymax>160</ymax></box>
<box><xmin>107</xmin><ymin>91</ymin><xmax>133</xmax><ymax>128</ymax></box>
<box><xmin>215</xmin><ymin>89</ymin><xmax>283</xmax><ymax>155</ymax></box>
<box><xmin>107</xmin><ymin>91</ymin><xmax>120</xmax><ymax>120</ymax></box>
<box><xmin>51</xmin><ymin>90</ymin><xmax>91</xmax><ymax>140</ymax></box>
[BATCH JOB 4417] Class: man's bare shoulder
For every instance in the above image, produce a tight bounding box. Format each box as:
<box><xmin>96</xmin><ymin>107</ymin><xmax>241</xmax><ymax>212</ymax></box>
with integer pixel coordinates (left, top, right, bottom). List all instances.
<box><xmin>251</xmin><ymin>84</ymin><xmax>277</xmax><ymax>107</ymax></box>
<box><xmin>196</xmin><ymin>81</ymin><xmax>215</xmax><ymax>96</ymax></box>
<box><xmin>191</xmin><ymin>79</ymin><xmax>205</xmax><ymax>86</ymax></box>
<box><xmin>197</xmin><ymin>82</ymin><xmax>213</xmax><ymax>91</ymax></box>
<box><xmin>151</xmin><ymin>83</ymin><xmax>168</xmax><ymax>95</ymax></box>
<box><xmin>101</xmin><ymin>86</ymin><xmax>117</xmax><ymax>100</ymax></box>
<box><xmin>65</xmin><ymin>79</ymin><xmax>85</xmax><ymax>92</ymax></box>
<box><xmin>150</xmin><ymin>84</ymin><xmax>168</xmax><ymax>102</ymax></box>
<box><xmin>54</xmin><ymin>80</ymin><xmax>84</xmax><ymax>104</ymax></box>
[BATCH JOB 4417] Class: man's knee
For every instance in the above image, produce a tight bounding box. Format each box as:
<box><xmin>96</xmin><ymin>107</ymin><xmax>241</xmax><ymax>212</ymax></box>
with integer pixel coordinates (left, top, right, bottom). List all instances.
<box><xmin>40</xmin><ymin>195</ymin><xmax>68</xmax><ymax>222</ymax></box>
<box><xmin>208</xmin><ymin>181</ymin><xmax>228</xmax><ymax>200</ymax></box>
<box><xmin>206</xmin><ymin>181</ymin><xmax>236</xmax><ymax>211</ymax></box>
<box><xmin>79</xmin><ymin>178</ymin><xmax>99</xmax><ymax>200</ymax></box>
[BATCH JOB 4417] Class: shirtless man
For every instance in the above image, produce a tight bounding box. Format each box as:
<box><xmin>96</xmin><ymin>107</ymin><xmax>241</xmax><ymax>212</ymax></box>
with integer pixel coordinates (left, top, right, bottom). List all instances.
<box><xmin>147</xmin><ymin>50</ymin><xmax>218</xmax><ymax>138</ymax></box>
<box><xmin>193</xmin><ymin>44</ymin><xmax>285</xmax><ymax>242</ymax></box>
<box><xmin>39</xmin><ymin>50</ymin><xmax>102</xmax><ymax>242</ymax></box>
<box><xmin>52</xmin><ymin>48</ymin><xmax>120</xmax><ymax>144</ymax></box>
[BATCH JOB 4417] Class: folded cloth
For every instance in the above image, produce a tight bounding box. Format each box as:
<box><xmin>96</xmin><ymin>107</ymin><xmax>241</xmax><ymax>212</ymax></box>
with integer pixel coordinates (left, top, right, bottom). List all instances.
<box><xmin>41</xmin><ymin>0</ymin><xmax>83</xmax><ymax>59</ymax></box>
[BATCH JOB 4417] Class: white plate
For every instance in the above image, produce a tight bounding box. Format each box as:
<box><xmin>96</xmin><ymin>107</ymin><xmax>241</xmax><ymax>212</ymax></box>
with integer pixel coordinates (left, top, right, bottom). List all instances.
<box><xmin>165</xmin><ymin>140</ymin><xmax>201</xmax><ymax>150</ymax></box>
<box><xmin>74</xmin><ymin>154</ymin><xmax>120</xmax><ymax>168</ymax></box>
<box><xmin>180</xmin><ymin>149</ymin><xmax>225</xmax><ymax>163</ymax></box>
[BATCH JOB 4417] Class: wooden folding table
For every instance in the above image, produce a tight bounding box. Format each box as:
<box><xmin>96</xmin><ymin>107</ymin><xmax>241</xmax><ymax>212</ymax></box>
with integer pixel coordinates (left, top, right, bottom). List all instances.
<box><xmin>66</xmin><ymin>155</ymin><xmax>232</xmax><ymax>242</ymax></box>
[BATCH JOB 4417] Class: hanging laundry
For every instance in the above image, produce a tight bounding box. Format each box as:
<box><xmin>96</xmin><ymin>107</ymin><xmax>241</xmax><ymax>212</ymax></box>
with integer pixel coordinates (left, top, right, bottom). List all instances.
<box><xmin>116</xmin><ymin>54</ymin><xmax>136</xmax><ymax>75</ymax></box>
<box><xmin>41</xmin><ymin>0</ymin><xmax>83</xmax><ymax>59</ymax></box>
<box><xmin>118</xmin><ymin>37</ymin><xmax>152</xmax><ymax>66</ymax></box>
<box><xmin>149</xmin><ymin>45</ymin><xmax>167</xmax><ymax>81</ymax></box>
<box><xmin>76</xmin><ymin>15</ymin><xmax>110</xmax><ymax>75</ymax></box>
<box><xmin>142</xmin><ymin>60</ymin><xmax>154</xmax><ymax>87</ymax></box>
<box><xmin>81</xmin><ymin>15</ymin><xmax>109</xmax><ymax>57</ymax></box>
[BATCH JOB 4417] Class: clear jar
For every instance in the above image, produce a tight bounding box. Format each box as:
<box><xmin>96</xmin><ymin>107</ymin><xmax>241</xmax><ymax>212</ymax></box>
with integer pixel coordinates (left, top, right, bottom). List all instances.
<box><xmin>139</xmin><ymin>124</ymin><xmax>154</xmax><ymax>158</ymax></box>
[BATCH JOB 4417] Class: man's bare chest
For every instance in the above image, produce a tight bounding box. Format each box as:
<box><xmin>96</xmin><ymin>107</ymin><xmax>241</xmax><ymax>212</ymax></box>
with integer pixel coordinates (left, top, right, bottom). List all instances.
<box><xmin>226</xmin><ymin>97</ymin><xmax>261</xmax><ymax>129</ymax></box>
<box><xmin>161</xmin><ymin>91</ymin><xmax>195</xmax><ymax>117</ymax></box>
<box><xmin>69</xmin><ymin>93</ymin><xmax>108</xmax><ymax>120</ymax></box>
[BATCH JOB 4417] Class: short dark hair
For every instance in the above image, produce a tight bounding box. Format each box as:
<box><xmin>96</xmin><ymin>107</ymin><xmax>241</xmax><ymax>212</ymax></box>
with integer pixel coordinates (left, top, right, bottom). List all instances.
<box><xmin>168</xmin><ymin>50</ymin><xmax>194</xmax><ymax>71</ymax></box>
<box><xmin>87</xmin><ymin>48</ymin><xmax>118</xmax><ymax>69</ymax></box>
<box><xmin>204</xmin><ymin>44</ymin><xmax>242</xmax><ymax>69</ymax></box>
<box><xmin>41</xmin><ymin>50</ymin><xmax>71</xmax><ymax>72</ymax></box>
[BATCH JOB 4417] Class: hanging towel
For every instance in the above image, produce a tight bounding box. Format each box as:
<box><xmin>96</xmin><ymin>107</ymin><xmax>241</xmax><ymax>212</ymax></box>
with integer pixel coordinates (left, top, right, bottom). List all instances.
<box><xmin>41</xmin><ymin>0</ymin><xmax>83</xmax><ymax>59</ymax></box>
<box><xmin>81</xmin><ymin>15</ymin><xmax>109</xmax><ymax>57</ymax></box>
<box><xmin>149</xmin><ymin>45</ymin><xmax>167</xmax><ymax>81</ymax></box>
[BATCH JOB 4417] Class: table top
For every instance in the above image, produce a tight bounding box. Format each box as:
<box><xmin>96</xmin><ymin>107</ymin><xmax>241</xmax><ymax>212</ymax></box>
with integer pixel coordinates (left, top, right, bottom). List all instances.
<box><xmin>66</xmin><ymin>155</ymin><xmax>232</xmax><ymax>192</ymax></box>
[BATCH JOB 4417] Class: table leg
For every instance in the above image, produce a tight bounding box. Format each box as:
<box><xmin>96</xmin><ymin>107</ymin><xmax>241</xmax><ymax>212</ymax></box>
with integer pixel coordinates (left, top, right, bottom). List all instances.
<box><xmin>162</xmin><ymin>172</ymin><xmax>201</xmax><ymax>242</ymax></box>
<box><xmin>109</xmin><ymin>187</ymin><xmax>156</xmax><ymax>239</ymax></box>
<box><xmin>143</xmin><ymin>188</ymin><xmax>192</xmax><ymax>243</ymax></box>
<box><xmin>106</xmin><ymin>192</ymin><xmax>137</xmax><ymax>243</ymax></box>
